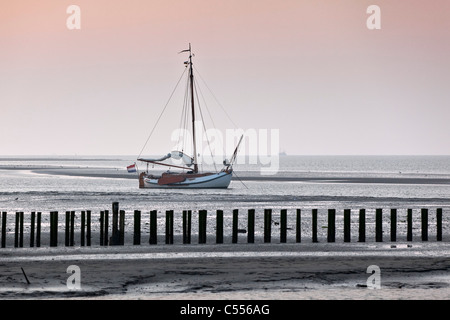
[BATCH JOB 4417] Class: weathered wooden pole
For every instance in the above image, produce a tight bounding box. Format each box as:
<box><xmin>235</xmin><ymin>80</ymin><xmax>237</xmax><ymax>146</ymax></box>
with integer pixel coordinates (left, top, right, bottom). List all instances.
<box><xmin>327</xmin><ymin>209</ymin><xmax>335</xmax><ymax>243</ymax></box>
<box><xmin>1</xmin><ymin>212</ymin><xmax>6</xmax><ymax>248</ymax></box>
<box><xmin>166</xmin><ymin>210</ymin><xmax>174</xmax><ymax>245</ymax></box>
<box><xmin>49</xmin><ymin>211</ymin><xmax>54</xmax><ymax>247</ymax></box>
<box><xmin>312</xmin><ymin>209</ymin><xmax>318</xmax><ymax>243</ymax></box>
<box><xmin>216</xmin><ymin>210</ymin><xmax>223</xmax><ymax>244</ymax></box>
<box><xmin>232</xmin><ymin>209</ymin><xmax>238</xmax><ymax>244</ymax></box>
<box><xmin>182</xmin><ymin>210</ymin><xmax>188</xmax><ymax>244</ymax></box>
<box><xmin>358</xmin><ymin>209</ymin><xmax>366</xmax><ymax>243</ymax></box>
<box><xmin>52</xmin><ymin>211</ymin><xmax>56</xmax><ymax>247</ymax></box>
<box><xmin>198</xmin><ymin>210</ymin><xmax>203</xmax><ymax>244</ymax></box>
<box><xmin>296</xmin><ymin>209</ymin><xmax>301</xmax><ymax>243</ymax></box>
<box><xmin>14</xmin><ymin>212</ymin><xmax>19</xmax><ymax>248</ymax></box>
<box><xmin>80</xmin><ymin>211</ymin><xmax>85</xmax><ymax>247</ymax></box>
<box><xmin>119</xmin><ymin>210</ymin><xmax>125</xmax><ymax>245</ymax></box>
<box><xmin>19</xmin><ymin>212</ymin><xmax>24</xmax><ymax>248</ymax></box>
<box><xmin>99</xmin><ymin>211</ymin><xmax>104</xmax><ymax>246</ymax></box>
<box><xmin>407</xmin><ymin>209</ymin><xmax>413</xmax><ymax>241</ymax></box>
<box><xmin>437</xmin><ymin>208</ymin><xmax>443</xmax><ymax>242</ymax></box>
<box><xmin>187</xmin><ymin>210</ymin><xmax>192</xmax><ymax>244</ymax></box>
<box><xmin>390</xmin><ymin>209</ymin><xmax>397</xmax><ymax>242</ymax></box>
<box><xmin>50</xmin><ymin>211</ymin><xmax>58</xmax><ymax>247</ymax></box>
<box><xmin>198</xmin><ymin>210</ymin><xmax>207</xmax><ymax>244</ymax></box>
<box><xmin>30</xmin><ymin>212</ymin><xmax>36</xmax><ymax>247</ymax></box>
<box><xmin>344</xmin><ymin>209</ymin><xmax>351</xmax><ymax>243</ymax></box>
<box><xmin>104</xmin><ymin>210</ymin><xmax>109</xmax><ymax>246</ymax></box>
<box><xmin>264</xmin><ymin>209</ymin><xmax>272</xmax><ymax>243</ymax></box>
<box><xmin>421</xmin><ymin>208</ymin><xmax>428</xmax><ymax>241</ymax></box>
<box><xmin>375</xmin><ymin>208</ymin><xmax>383</xmax><ymax>242</ymax></box>
<box><xmin>169</xmin><ymin>210</ymin><xmax>173</xmax><ymax>244</ymax></box>
<box><xmin>280</xmin><ymin>209</ymin><xmax>287</xmax><ymax>243</ymax></box>
<box><xmin>65</xmin><ymin>211</ymin><xmax>70</xmax><ymax>246</ymax></box>
<box><xmin>36</xmin><ymin>212</ymin><xmax>41</xmax><ymax>247</ymax></box>
<box><xmin>165</xmin><ymin>210</ymin><xmax>170</xmax><ymax>244</ymax></box>
<box><xmin>112</xmin><ymin>202</ymin><xmax>119</xmax><ymax>245</ymax></box>
<box><xmin>86</xmin><ymin>210</ymin><xmax>91</xmax><ymax>246</ymax></box>
<box><xmin>149</xmin><ymin>210</ymin><xmax>157</xmax><ymax>245</ymax></box>
<box><xmin>248</xmin><ymin>209</ymin><xmax>255</xmax><ymax>244</ymax></box>
<box><xmin>70</xmin><ymin>211</ymin><xmax>75</xmax><ymax>246</ymax></box>
<box><xmin>134</xmin><ymin>210</ymin><xmax>141</xmax><ymax>245</ymax></box>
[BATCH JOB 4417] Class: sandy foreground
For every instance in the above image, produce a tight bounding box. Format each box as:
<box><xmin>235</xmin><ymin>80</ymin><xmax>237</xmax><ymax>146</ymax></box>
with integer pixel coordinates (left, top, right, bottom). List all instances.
<box><xmin>0</xmin><ymin>242</ymin><xmax>449</xmax><ymax>300</ymax></box>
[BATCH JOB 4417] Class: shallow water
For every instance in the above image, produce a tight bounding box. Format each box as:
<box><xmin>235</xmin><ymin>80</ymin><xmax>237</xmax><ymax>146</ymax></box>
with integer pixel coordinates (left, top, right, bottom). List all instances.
<box><xmin>1</xmin><ymin>155</ymin><xmax>449</xmax><ymax>213</ymax></box>
<box><xmin>0</xmin><ymin>156</ymin><xmax>449</xmax><ymax>248</ymax></box>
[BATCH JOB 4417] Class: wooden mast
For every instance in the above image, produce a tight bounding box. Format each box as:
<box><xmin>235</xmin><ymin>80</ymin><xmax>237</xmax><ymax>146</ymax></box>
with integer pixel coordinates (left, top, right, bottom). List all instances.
<box><xmin>188</xmin><ymin>44</ymin><xmax>199</xmax><ymax>173</ymax></box>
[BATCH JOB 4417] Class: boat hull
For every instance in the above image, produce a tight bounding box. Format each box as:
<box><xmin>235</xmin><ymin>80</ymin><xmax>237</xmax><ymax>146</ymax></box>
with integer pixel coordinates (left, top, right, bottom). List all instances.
<box><xmin>140</xmin><ymin>171</ymin><xmax>232</xmax><ymax>189</ymax></box>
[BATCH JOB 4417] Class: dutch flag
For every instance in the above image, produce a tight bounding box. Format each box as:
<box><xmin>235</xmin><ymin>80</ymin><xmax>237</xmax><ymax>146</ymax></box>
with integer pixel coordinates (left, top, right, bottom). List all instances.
<box><xmin>127</xmin><ymin>164</ymin><xmax>137</xmax><ymax>173</ymax></box>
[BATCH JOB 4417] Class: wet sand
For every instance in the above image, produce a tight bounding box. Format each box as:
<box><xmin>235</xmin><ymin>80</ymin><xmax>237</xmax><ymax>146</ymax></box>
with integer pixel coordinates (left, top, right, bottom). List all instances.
<box><xmin>1</xmin><ymin>243</ymin><xmax>449</xmax><ymax>300</ymax></box>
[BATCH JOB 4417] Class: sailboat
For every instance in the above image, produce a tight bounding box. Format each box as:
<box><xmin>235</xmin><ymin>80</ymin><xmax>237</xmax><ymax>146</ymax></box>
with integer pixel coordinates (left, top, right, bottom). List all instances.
<box><xmin>136</xmin><ymin>45</ymin><xmax>242</xmax><ymax>189</ymax></box>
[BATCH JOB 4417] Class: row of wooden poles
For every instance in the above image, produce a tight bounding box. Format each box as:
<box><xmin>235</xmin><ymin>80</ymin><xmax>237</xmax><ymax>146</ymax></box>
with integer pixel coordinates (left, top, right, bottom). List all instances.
<box><xmin>1</xmin><ymin>203</ymin><xmax>444</xmax><ymax>248</ymax></box>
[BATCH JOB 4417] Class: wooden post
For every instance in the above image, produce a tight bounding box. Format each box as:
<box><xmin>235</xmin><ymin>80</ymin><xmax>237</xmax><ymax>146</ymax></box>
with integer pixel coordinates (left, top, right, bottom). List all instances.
<box><xmin>437</xmin><ymin>208</ymin><xmax>442</xmax><ymax>242</ymax></box>
<box><xmin>264</xmin><ymin>209</ymin><xmax>272</xmax><ymax>243</ymax></box>
<box><xmin>134</xmin><ymin>210</ymin><xmax>141</xmax><ymax>245</ymax></box>
<box><xmin>70</xmin><ymin>211</ymin><xmax>75</xmax><ymax>246</ymax></box>
<box><xmin>1</xmin><ymin>212</ymin><xmax>6</xmax><ymax>248</ymax></box>
<box><xmin>49</xmin><ymin>212</ymin><xmax>54</xmax><ymax>247</ymax></box>
<box><xmin>188</xmin><ymin>210</ymin><xmax>192</xmax><ymax>244</ymax></box>
<box><xmin>51</xmin><ymin>211</ymin><xmax>55</xmax><ymax>247</ymax></box>
<box><xmin>80</xmin><ymin>211</ymin><xmax>85</xmax><ymax>247</ymax></box>
<box><xmin>119</xmin><ymin>210</ymin><xmax>125</xmax><ymax>245</ymax></box>
<box><xmin>280</xmin><ymin>209</ymin><xmax>287</xmax><ymax>243</ymax></box>
<box><xmin>248</xmin><ymin>209</ymin><xmax>255</xmax><ymax>244</ymax></box>
<box><xmin>375</xmin><ymin>208</ymin><xmax>383</xmax><ymax>242</ymax></box>
<box><xmin>30</xmin><ymin>212</ymin><xmax>36</xmax><ymax>247</ymax></box>
<box><xmin>407</xmin><ymin>209</ymin><xmax>413</xmax><ymax>242</ymax></box>
<box><xmin>390</xmin><ymin>209</ymin><xmax>397</xmax><ymax>242</ymax></box>
<box><xmin>421</xmin><ymin>208</ymin><xmax>428</xmax><ymax>241</ymax></box>
<box><xmin>19</xmin><ymin>212</ymin><xmax>24</xmax><ymax>248</ymax></box>
<box><xmin>296</xmin><ymin>209</ymin><xmax>301</xmax><ymax>243</ymax></box>
<box><xmin>182</xmin><ymin>210</ymin><xmax>188</xmax><ymax>244</ymax></box>
<box><xmin>36</xmin><ymin>212</ymin><xmax>41</xmax><ymax>247</ymax></box>
<box><xmin>344</xmin><ymin>209</ymin><xmax>351</xmax><ymax>243</ymax></box>
<box><xmin>232</xmin><ymin>209</ymin><xmax>238</xmax><ymax>244</ymax></box>
<box><xmin>65</xmin><ymin>211</ymin><xmax>70</xmax><ymax>246</ymax></box>
<box><xmin>216</xmin><ymin>210</ymin><xmax>223</xmax><ymax>244</ymax></box>
<box><xmin>199</xmin><ymin>210</ymin><xmax>207</xmax><ymax>244</ymax></box>
<box><xmin>149</xmin><ymin>210</ymin><xmax>157</xmax><ymax>245</ymax></box>
<box><xmin>86</xmin><ymin>210</ymin><xmax>91</xmax><ymax>246</ymax></box>
<box><xmin>312</xmin><ymin>209</ymin><xmax>318</xmax><ymax>243</ymax></box>
<box><xmin>166</xmin><ymin>210</ymin><xmax>174</xmax><ymax>245</ymax></box>
<box><xmin>166</xmin><ymin>210</ymin><xmax>170</xmax><ymax>244</ymax></box>
<box><xmin>50</xmin><ymin>211</ymin><xmax>58</xmax><ymax>247</ymax></box>
<box><xmin>112</xmin><ymin>202</ymin><xmax>119</xmax><ymax>245</ymax></box>
<box><xmin>104</xmin><ymin>210</ymin><xmax>109</xmax><ymax>246</ymax></box>
<box><xmin>15</xmin><ymin>212</ymin><xmax>19</xmax><ymax>248</ymax></box>
<box><xmin>327</xmin><ymin>209</ymin><xmax>335</xmax><ymax>243</ymax></box>
<box><xmin>165</xmin><ymin>210</ymin><xmax>170</xmax><ymax>244</ymax></box>
<box><xmin>100</xmin><ymin>211</ymin><xmax>104</xmax><ymax>246</ymax></box>
<box><xmin>358</xmin><ymin>209</ymin><xmax>366</xmax><ymax>243</ymax></box>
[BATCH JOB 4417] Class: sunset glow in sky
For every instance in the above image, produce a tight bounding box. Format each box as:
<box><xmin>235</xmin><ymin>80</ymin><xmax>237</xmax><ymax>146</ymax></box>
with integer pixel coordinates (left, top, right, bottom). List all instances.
<box><xmin>1</xmin><ymin>0</ymin><xmax>449</xmax><ymax>156</ymax></box>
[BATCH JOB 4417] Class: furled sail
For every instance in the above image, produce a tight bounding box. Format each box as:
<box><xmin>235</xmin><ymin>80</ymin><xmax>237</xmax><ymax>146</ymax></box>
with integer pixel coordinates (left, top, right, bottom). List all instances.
<box><xmin>138</xmin><ymin>153</ymin><xmax>171</xmax><ymax>163</ymax></box>
<box><xmin>138</xmin><ymin>151</ymin><xmax>193</xmax><ymax>167</ymax></box>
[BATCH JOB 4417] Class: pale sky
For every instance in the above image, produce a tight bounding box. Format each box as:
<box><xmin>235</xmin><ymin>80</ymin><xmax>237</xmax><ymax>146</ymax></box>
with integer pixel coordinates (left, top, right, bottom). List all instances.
<box><xmin>1</xmin><ymin>0</ymin><xmax>449</xmax><ymax>156</ymax></box>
